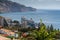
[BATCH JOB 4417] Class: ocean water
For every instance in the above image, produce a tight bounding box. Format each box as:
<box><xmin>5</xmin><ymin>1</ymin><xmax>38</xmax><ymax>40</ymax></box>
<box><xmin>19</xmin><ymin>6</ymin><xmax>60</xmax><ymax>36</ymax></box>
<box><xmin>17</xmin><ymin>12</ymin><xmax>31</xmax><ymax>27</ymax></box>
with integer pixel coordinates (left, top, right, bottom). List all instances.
<box><xmin>0</xmin><ymin>10</ymin><xmax>60</xmax><ymax>29</ymax></box>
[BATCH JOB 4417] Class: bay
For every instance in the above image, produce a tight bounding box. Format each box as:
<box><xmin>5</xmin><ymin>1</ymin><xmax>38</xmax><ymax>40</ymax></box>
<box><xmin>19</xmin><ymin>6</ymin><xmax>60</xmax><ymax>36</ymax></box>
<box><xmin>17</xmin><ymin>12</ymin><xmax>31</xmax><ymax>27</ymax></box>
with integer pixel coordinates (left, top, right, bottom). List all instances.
<box><xmin>0</xmin><ymin>10</ymin><xmax>60</xmax><ymax>29</ymax></box>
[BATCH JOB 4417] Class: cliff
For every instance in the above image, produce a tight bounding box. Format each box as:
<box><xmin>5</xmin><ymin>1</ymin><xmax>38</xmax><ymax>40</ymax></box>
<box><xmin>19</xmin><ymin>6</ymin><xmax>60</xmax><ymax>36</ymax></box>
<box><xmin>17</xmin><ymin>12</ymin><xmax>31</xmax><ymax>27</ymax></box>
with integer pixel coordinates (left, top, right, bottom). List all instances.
<box><xmin>0</xmin><ymin>0</ymin><xmax>36</xmax><ymax>12</ymax></box>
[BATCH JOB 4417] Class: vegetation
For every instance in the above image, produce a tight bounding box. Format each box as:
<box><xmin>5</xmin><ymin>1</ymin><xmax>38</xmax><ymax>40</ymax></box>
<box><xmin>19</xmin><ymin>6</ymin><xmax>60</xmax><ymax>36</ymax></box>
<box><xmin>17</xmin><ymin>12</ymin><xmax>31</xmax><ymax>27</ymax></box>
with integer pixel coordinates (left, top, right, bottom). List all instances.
<box><xmin>20</xmin><ymin>19</ymin><xmax>58</xmax><ymax>40</ymax></box>
<box><xmin>2</xmin><ymin>19</ymin><xmax>60</xmax><ymax>40</ymax></box>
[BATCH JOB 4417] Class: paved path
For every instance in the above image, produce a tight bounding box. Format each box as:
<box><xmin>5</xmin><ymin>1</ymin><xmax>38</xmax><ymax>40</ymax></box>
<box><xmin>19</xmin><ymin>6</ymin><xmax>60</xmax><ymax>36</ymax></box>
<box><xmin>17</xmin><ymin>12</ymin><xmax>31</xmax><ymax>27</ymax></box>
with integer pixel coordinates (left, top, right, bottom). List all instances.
<box><xmin>0</xmin><ymin>36</ymin><xmax>11</xmax><ymax>40</ymax></box>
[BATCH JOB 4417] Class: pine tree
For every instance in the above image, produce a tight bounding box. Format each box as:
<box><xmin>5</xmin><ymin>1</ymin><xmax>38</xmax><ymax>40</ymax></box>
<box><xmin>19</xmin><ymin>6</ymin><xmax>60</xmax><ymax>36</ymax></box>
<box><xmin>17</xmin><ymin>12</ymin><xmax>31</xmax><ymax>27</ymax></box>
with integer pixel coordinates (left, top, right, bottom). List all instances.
<box><xmin>50</xmin><ymin>24</ymin><xmax>54</xmax><ymax>32</ymax></box>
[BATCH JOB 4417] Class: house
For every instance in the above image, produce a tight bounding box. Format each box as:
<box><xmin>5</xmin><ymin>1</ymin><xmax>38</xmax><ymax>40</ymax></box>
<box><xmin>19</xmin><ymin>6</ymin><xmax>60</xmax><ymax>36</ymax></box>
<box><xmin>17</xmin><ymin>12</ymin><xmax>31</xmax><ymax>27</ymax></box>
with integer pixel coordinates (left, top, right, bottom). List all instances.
<box><xmin>0</xmin><ymin>28</ymin><xmax>15</xmax><ymax>36</ymax></box>
<box><xmin>21</xmin><ymin>32</ymin><xmax>29</xmax><ymax>38</ymax></box>
<box><xmin>0</xmin><ymin>28</ymin><xmax>19</xmax><ymax>38</ymax></box>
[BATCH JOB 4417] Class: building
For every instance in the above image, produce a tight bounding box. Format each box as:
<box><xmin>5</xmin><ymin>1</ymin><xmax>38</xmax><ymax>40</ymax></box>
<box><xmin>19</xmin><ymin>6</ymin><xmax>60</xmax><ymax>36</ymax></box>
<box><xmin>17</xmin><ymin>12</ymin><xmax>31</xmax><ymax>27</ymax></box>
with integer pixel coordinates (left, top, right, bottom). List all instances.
<box><xmin>0</xmin><ymin>28</ymin><xmax>15</xmax><ymax>37</ymax></box>
<box><xmin>21</xmin><ymin>16</ymin><xmax>28</xmax><ymax>28</ymax></box>
<box><xmin>0</xmin><ymin>16</ymin><xmax>8</xmax><ymax>27</ymax></box>
<box><xmin>27</xmin><ymin>18</ymin><xmax>35</xmax><ymax>28</ymax></box>
<box><xmin>21</xmin><ymin>16</ymin><xmax>35</xmax><ymax>28</ymax></box>
<box><xmin>0</xmin><ymin>16</ymin><xmax>4</xmax><ymax>26</ymax></box>
<box><xmin>5</xmin><ymin>18</ymin><xmax>12</xmax><ymax>27</ymax></box>
<box><xmin>0</xmin><ymin>28</ymin><xmax>19</xmax><ymax>39</ymax></box>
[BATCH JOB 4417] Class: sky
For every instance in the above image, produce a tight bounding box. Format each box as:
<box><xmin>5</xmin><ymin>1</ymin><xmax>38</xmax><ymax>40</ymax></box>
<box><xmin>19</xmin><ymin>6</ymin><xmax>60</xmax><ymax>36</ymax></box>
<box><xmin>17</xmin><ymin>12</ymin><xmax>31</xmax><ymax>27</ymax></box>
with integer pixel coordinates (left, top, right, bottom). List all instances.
<box><xmin>11</xmin><ymin>0</ymin><xmax>60</xmax><ymax>10</ymax></box>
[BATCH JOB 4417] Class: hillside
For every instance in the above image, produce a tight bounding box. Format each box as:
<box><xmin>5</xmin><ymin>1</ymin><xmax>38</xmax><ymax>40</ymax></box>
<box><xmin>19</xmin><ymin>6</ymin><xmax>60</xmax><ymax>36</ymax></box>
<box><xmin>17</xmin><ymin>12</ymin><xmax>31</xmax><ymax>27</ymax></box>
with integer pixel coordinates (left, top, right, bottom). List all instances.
<box><xmin>0</xmin><ymin>0</ymin><xmax>36</xmax><ymax>12</ymax></box>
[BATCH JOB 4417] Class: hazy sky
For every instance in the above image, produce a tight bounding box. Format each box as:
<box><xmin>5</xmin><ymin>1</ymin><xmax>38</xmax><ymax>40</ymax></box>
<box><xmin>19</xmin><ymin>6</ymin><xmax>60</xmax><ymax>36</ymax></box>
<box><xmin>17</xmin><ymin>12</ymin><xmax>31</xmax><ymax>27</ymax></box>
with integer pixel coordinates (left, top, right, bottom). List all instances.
<box><xmin>11</xmin><ymin>0</ymin><xmax>60</xmax><ymax>10</ymax></box>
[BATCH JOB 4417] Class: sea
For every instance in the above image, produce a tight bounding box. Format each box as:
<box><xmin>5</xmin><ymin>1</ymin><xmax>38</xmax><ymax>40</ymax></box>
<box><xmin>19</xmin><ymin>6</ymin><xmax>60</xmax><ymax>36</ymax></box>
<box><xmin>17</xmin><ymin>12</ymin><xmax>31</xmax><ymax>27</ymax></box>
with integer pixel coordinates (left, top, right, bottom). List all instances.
<box><xmin>0</xmin><ymin>10</ymin><xmax>60</xmax><ymax>29</ymax></box>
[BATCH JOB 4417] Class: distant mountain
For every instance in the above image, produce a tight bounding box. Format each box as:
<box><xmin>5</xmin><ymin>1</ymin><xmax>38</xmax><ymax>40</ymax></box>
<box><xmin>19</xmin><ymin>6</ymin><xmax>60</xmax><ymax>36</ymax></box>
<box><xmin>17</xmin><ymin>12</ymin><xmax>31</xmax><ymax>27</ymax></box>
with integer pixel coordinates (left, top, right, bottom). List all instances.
<box><xmin>0</xmin><ymin>0</ymin><xmax>36</xmax><ymax>13</ymax></box>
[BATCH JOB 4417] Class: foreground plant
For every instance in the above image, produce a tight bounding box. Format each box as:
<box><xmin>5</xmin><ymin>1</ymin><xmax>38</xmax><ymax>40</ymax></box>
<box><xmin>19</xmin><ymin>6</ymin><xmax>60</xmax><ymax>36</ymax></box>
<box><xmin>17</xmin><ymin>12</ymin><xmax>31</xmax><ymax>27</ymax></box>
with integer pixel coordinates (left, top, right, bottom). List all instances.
<box><xmin>21</xmin><ymin>19</ymin><xmax>56</xmax><ymax>40</ymax></box>
<box><xmin>30</xmin><ymin>20</ymin><xmax>56</xmax><ymax>40</ymax></box>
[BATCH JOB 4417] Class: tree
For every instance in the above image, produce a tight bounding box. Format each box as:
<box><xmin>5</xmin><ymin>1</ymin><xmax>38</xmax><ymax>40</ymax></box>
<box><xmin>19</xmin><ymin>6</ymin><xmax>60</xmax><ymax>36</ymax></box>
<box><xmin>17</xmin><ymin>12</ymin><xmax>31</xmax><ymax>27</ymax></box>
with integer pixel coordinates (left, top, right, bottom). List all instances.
<box><xmin>21</xmin><ymin>19</ymin><xmax>56</xmax><ymax>40</ymax></box>
<box><xmin>12</xmin><ymin>20</ymin><xmax>20</xmax><ymax>26</ymax></box>
<box><xmin>13</xmin><ymin>20</ymin><xmax>19</xmax><ymax>23</ymax></box>
<box><xmin>47</xmin><ymin>25</ymin><xmax>50</xmax><ymax>33</ymax></box>
<box><xmin>50</xmin><ymin>24</ymin><xmax>54</xmax><ymax>32</ymax></box>
<box><xmin>58</xmin><ymin>28</ymin><xmax>59</xmax><ymax>32</ymax></box>
<box><xmin>30</xmin><ymin>20</ymin><xmax>56</xmax><ymax>40</ymax></box>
